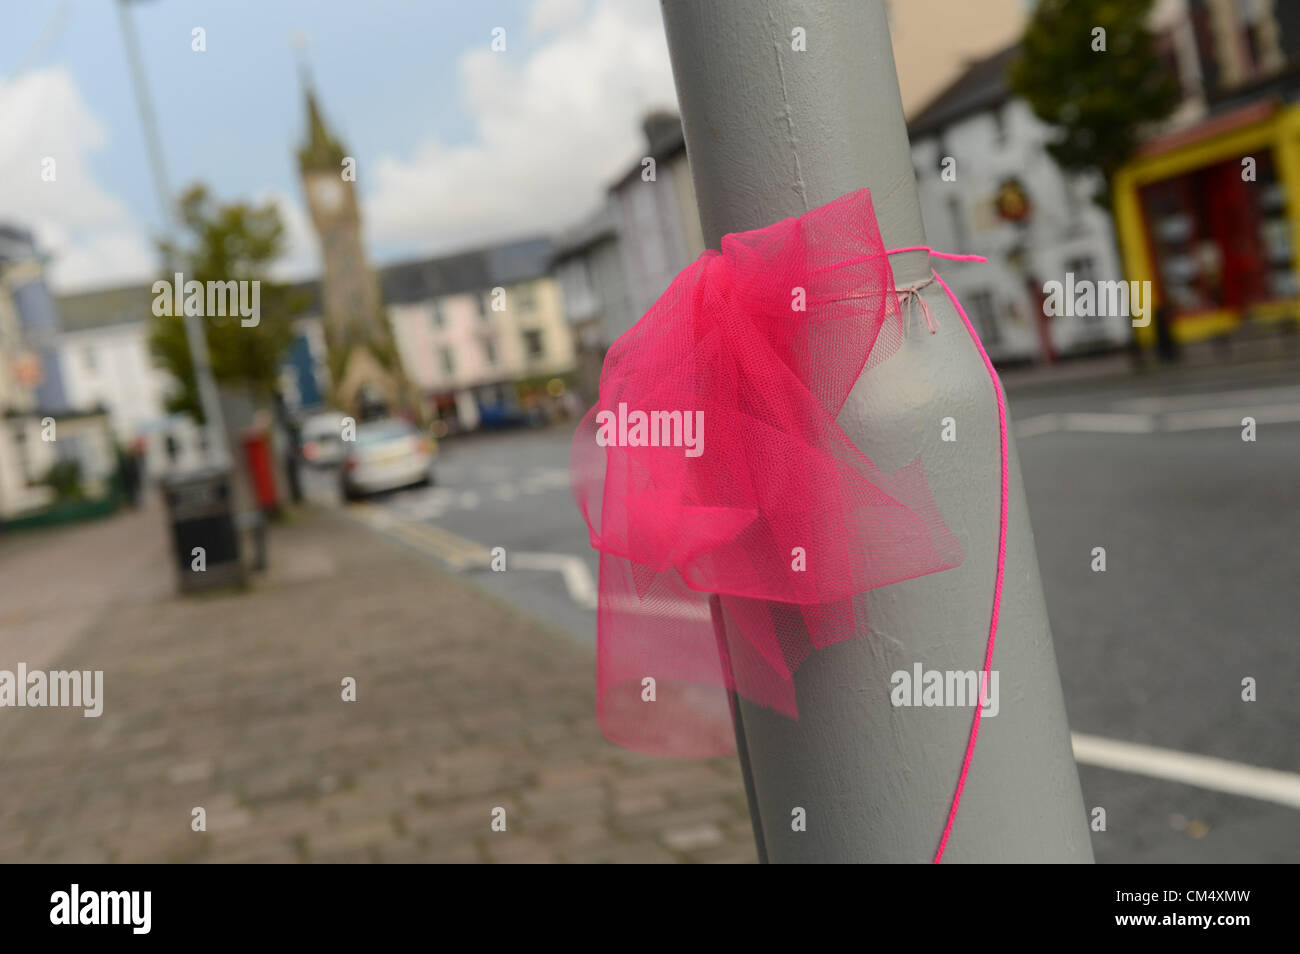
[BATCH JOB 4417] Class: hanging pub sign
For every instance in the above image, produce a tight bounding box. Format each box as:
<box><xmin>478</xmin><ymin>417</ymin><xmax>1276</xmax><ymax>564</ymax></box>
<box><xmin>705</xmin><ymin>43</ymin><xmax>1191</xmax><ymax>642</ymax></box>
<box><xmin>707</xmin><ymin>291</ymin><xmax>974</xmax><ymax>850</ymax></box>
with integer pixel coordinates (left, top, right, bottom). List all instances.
<box><xmin>994</xmin><ymin>177</ymin><xmax>1032</xmax><ymax>223</ymax></box>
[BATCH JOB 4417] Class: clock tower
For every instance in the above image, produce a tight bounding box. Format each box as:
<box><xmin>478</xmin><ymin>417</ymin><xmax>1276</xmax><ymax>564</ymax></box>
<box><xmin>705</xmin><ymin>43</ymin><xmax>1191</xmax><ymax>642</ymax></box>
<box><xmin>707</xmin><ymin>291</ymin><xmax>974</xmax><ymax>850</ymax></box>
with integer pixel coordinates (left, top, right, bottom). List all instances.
<box><xmin>297</xmin><ymin>82</ymin><xmax>406</xmax><ymax>418</ymax></box>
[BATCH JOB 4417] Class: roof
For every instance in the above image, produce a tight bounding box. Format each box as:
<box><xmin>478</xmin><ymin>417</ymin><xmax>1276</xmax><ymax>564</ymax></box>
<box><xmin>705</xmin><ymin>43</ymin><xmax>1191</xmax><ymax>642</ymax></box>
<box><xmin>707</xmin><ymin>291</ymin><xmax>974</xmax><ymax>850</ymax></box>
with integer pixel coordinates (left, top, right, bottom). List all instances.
<box><xmin>610</xmin><ymin>111</ymin><xmax>687</xmax><ymax>191</ymax></box>
<box><xmin>0</xmin><ymin>224</ymin><xmax>38</xmax><ymax>262</ymax></box>
<box><xmin>907</xmin><ymin>44</ymin><xmax>1019</xmax><ymax>140</ymax></box>
<box><xmin>55</xmin><ymin>284</ymin><xmax>155</xmax><ymax>333</ymax></box>
<box><xmin>1135</xmin><ymin>99</ymin><xmax>1279</xmax><ymax>159</ymax></box>
<box><xmin>55</xmin><ymin>236</ymin><xmax>557</xmax><ymax>325</ymax></box>
<box><xmin>380</xmin><ymin>236</ymin><xmax>553</xmax><ymax>305</ymax></box>
<box><xmin>552</xmin><ymin>205</ymin><xmax>617</xmax><ymax>261</ymax></box>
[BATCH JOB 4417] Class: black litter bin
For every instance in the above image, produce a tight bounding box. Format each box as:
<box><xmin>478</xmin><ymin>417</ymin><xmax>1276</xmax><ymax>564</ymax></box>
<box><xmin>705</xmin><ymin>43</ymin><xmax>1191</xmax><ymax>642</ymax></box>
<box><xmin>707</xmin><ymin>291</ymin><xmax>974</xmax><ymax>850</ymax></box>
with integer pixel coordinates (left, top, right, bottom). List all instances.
<box><xmin>161</xmin><ymin>467</ymin><xmax>245</xmax><ymax>592</ymax></box>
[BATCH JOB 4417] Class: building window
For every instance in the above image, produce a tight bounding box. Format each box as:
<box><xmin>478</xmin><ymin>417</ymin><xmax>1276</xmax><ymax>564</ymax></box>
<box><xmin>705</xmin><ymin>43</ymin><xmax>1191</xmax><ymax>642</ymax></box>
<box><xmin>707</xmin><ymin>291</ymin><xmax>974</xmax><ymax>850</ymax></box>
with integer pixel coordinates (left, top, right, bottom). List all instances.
<box><xmin>1154</xmin><ymin>29</ymin><xmax>1187</xmax><ymax>100</ymax></box>
<box><xmin>439</xmin><ymin>347</ymin><xmax>455</xmax><ymax>377</ymax></box>
<box><xmin>431</xmin><ymin>300</ymin><xmax>445</xmax><ymax>329</ymax></box>
<box><xmin>83</xmin><ymin>347</ymin><xmax>98</xmax><ymax>372</ymax></box>
<box><xmin>477</xmin><ymin>292</ymin><xmax>490</xmax><ymax>320</ymax></box>
<box><xmin>947</xmin><ymin>195</ymin><xmax>968</xmax><ymax>248</ymax></box>
<box><xmin>967</xmin><ymin>290</ymin><xmax>1002</xmax><ymax>345</ymax></box>
<box><xmin>991</xmin><ymin>105</ymin><xmax>1007</xmax><ymax>147</ymax></box>
<box><xmin>522</xmin><ymin>328</ymin><xmax>544</xmax><ymax>358</ymax></box>
<box><xmin>482</xmin><ymin>336</ymin><xmax>498</xmax><ymax>365</ymax></box>
<box><xmin>1065</xmin><ymin>256</ymin><xmax>1096</xmax><ymax>286</ymax></box>
<box><xmin>514</xmin><ymin>283</ymin><xmax>537</xmax><ymax>313</ymax></box>
<box><xmin>1234</xmin><ymin>0</ymin><xmax>1270</xmax><ymax>79</ymax></box>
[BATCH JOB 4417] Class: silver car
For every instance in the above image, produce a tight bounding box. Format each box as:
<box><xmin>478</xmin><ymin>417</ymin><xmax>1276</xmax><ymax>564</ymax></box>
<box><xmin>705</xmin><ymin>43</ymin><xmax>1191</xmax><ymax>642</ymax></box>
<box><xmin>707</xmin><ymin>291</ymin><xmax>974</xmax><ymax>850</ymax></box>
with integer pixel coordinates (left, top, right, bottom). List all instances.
<box><xmin>299</xmin><ymin>410</ymin><xmax>349</xmax><ymax>468</ymax></box>
<box><xmin>340</xmin><ymin>419</ymin><xmax>437</xmax><ymax>500</ymax></box>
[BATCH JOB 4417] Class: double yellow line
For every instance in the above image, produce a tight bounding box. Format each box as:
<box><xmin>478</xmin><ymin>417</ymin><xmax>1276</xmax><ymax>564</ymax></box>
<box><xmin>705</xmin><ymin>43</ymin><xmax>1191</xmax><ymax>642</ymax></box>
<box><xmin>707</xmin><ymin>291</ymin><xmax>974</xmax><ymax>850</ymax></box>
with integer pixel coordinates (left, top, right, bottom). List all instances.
<box><xmin>346</xmin><ymin>501</ymin><xmax>490</xmax><ymax>569</ymax></box>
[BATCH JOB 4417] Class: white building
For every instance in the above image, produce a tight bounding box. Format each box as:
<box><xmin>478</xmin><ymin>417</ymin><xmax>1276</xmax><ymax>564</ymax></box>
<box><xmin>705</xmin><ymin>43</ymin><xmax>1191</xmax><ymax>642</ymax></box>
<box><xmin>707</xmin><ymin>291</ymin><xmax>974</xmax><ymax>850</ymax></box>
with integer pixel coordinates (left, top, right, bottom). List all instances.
<box><xmin>909</xmin><ymin>45</ymin><xmax>1132</xmax><ymax>362</ymax></box>
<box><xmin>606</xmin><ymin>111</ymin><xmax>706</xmax><ymax>338</ymax></box>
<box><xmin>552</xmin><ymin>111</ymin><xmax>706</xmax><ymax>407</ymax></box>
<box><xmin>0</xmin><ymin>274</ymin><xmax>54</xmax><ymax>518</ymax></box>
<box><xmin>53</xmin><ymin>285</ymin><xmax>204</xmax><ymax>476</ymax></box>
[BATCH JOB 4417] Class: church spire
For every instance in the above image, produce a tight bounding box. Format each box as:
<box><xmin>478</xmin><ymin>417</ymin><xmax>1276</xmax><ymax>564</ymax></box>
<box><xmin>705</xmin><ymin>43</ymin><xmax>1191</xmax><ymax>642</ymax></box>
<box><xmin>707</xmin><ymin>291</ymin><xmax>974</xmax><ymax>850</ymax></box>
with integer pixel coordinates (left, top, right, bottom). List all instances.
<box><xmin>296</xmin><ymin>54</ymin><xmax>346</xmax><ymax>171</ymax></box>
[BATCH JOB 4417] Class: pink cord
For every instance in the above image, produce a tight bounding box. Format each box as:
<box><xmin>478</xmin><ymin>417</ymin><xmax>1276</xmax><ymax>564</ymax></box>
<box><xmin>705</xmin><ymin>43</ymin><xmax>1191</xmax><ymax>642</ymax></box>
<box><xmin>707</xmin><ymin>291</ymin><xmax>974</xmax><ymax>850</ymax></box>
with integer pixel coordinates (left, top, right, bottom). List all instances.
<box><xmin>887</xmin><ymin>247</ymin><xmax>1006</xmax><ymax>864</ymax></box>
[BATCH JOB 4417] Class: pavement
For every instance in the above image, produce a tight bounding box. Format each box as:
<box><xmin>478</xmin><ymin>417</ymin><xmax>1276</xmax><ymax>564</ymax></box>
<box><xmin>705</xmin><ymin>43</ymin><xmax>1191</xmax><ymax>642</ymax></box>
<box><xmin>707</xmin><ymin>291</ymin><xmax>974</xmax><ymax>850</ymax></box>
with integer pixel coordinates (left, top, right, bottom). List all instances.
<box><xmin>3</xmin><ymin>346</ymin><xmax>1297</xmax><ymax>864</ymax></box>
<box><xmin>0</xmin><ymin>499</ymin><xmax>758</xmax><ymax>863</ymax></box>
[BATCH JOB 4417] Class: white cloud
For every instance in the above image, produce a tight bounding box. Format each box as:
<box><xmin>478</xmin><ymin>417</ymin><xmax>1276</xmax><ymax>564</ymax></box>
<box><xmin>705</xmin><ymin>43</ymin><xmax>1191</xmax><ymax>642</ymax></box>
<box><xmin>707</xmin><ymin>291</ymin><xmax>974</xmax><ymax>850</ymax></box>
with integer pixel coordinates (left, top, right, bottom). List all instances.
<box><xmin>0</xmin><ymin>67</ymin><xmax>157</xmax><ymax>292</ymax></box>
<box><xmin>529</xmin><ymin>0</ymin><xmax>588</xmax><ymax>35</ymax></box>
<box><xmin>364</xmin><ymin>0</ymin><xmax>677</xmax><ymax>254</ymax></box>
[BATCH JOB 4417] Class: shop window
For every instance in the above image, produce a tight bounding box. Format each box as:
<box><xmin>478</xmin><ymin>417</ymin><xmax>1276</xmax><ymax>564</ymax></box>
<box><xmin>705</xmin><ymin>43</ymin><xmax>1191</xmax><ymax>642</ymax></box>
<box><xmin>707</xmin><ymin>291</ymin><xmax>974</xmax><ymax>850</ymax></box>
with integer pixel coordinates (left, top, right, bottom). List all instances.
<box><xmin>1140</xmin><ymin>151</ymin><xmax>1286</xmax><ymax>316</ymax></box>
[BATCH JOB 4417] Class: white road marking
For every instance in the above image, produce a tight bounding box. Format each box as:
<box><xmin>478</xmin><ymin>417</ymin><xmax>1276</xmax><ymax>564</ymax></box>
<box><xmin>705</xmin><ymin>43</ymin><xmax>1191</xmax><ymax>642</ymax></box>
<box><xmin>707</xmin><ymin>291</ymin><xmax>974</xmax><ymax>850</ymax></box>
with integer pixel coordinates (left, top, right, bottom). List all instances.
<box><xmin>1116</xmin><ymin>384</ymin><xmax>1300</xmax><ymax>413</ymax></box>
<box><xmin>510</xmin><ymin>552</ymin><xmax>598</xmax><ymax>608</ymax></box>
<box><xmin>1015</xmin><ymin>414</ymin><xmax>1064</xmax><ymax>439</ymax></box>
<box><xmin>600</xmin><ymin>594</ymin><xmax>713</xmax><ymax>622</ymax></box>
<box><xmin>1164</xmin><ymin>403</ymin><xmax>1300</xmax><ymax>430</ymax></box>
<box><xmin>1061</xmin><ymin>411</ymin><xmax>1157</xmax><ymax>433</ymax></box>
<box><xmin>1016</xmin><ymin>404</ymin><xmax>1300</xmax><ymax>438</ymax></box>
<box><xmin>1071</xmin><ymin>732</ymin><xmax>1300</xmax><ymax>810</ymax></box>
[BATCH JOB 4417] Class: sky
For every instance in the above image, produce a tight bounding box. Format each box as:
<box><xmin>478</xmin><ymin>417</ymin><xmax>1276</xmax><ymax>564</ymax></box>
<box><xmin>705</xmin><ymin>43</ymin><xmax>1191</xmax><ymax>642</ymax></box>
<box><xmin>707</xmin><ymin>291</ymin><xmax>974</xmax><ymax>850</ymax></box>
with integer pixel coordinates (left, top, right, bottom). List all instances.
<box><xmin>0</xmin><ymin>0</ymin><xmax>679</xmax><ymax>292</ymax></box>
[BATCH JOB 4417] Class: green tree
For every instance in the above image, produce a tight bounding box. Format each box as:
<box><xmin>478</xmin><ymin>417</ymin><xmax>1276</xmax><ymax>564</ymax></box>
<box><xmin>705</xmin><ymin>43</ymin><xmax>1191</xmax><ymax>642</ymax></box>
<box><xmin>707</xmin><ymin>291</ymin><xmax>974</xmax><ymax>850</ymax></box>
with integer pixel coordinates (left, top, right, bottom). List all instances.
<box><xmin>1010</xmin><ymin>0</ymin><xmax>1180</xmax><ymax>207</ymax></box>
<box><xmin>148</xmin><ymin>185</ymin><xmax>308</xmax><ymax>419</ymax></box>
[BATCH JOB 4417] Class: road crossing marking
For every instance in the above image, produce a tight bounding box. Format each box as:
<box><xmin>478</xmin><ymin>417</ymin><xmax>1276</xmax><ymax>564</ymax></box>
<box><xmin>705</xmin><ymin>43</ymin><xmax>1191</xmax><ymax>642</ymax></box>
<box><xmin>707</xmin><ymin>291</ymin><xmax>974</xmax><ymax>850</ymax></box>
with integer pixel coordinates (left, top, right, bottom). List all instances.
<box><xmin>1072</xmin><ymin>733</ymin><xmax>1300</xmax><ymax>810</ymax></box>
<box><xmin>1016</xmin><ymin>403</ymin><xmax>1300</xmax><ymax>438</ymax></box>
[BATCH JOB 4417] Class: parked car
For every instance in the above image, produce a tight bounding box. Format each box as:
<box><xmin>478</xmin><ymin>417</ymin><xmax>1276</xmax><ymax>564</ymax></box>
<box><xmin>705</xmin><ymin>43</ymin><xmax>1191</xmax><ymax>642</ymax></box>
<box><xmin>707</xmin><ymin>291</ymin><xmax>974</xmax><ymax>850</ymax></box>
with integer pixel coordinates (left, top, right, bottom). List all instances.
<box><xmin>299</xmin><ymin>410</ymin><xmax>349</xmax><ymax>468</ymax></box>
<box><xmin>340</xmin><ymin>418</ymin><xmax>437</xmax><ymax>500</ymax></box>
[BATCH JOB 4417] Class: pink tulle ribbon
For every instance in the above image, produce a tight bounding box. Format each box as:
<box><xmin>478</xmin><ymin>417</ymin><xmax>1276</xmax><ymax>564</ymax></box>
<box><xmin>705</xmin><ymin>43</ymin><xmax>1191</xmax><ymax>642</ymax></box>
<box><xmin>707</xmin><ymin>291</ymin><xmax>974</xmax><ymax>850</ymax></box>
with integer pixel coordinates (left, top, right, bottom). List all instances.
<box><xmin>572</xmin><ymin>188</ymin><xmax>971</xmax><ymax>763</ymax></box>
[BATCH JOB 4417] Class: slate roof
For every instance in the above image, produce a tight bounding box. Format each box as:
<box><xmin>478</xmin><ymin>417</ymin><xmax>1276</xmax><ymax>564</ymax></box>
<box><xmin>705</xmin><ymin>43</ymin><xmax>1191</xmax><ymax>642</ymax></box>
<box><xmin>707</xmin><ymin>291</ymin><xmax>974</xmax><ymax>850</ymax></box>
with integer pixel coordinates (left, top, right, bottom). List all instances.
<box><xmin>907</xmin><ymin>44</ymin><xmax>1020</xmax><ymax>140</ymax></box>
<box><xmin>54</xmin><ymin>236</ymin><xmax>556</xmax><ymax>328</ymax></box>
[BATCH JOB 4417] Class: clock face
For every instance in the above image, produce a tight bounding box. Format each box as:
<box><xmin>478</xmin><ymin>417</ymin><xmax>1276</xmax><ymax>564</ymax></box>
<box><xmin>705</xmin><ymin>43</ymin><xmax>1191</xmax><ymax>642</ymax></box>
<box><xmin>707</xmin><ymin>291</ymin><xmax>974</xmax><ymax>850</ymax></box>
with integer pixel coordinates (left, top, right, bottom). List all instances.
<box><xmin>311</xmin><ymin>177</ymin><xmax>345</xmax><ymax>213</ymax></box>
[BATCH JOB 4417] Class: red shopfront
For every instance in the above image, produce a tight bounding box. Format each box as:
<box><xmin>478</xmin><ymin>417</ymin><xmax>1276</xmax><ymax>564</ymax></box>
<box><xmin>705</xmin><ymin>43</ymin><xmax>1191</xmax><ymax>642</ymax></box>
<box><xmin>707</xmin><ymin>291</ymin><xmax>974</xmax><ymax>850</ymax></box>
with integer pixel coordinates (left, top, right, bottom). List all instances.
<box><xmin>1115</xmin><ymin>100</ymin><xmax>1300</xmax><ymax>345</ymax></box>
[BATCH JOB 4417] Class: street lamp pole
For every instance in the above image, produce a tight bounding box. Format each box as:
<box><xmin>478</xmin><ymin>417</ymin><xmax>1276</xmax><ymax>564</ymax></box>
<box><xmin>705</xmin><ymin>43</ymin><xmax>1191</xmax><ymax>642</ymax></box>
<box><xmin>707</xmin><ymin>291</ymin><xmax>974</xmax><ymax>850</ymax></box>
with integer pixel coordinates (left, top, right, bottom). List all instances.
<box><xmin>660</xmin><ymin>0</ymin><xmax>1093</xmax><ymax>862</ymax></box>
<box><xmin>116</xmin><ymin>0</ymin><xmax>228</xmax><ymax>466</ymax></box>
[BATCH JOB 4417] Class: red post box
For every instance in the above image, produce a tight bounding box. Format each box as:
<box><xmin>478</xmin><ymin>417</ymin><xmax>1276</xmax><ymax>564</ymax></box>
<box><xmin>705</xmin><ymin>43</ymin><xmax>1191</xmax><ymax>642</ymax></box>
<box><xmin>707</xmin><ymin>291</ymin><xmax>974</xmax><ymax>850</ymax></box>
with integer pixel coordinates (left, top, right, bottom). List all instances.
<box><xmin>240</xmin><ymin>427</ymin><xmax>278</xmax><ymax>512</ymax></box>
